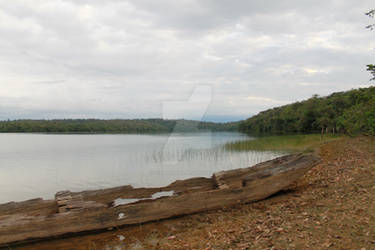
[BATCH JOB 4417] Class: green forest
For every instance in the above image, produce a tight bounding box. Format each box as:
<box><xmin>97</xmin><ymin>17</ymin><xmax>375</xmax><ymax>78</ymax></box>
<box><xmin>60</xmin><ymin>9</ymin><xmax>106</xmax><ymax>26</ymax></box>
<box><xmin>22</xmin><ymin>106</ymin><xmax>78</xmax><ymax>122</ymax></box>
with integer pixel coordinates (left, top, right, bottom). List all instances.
<box><xmin>2</xmin><ymin>87</ymin><xmax>375</xmax><ymax>135</ymax></box>
<box><xmin>239</xmin><ymin>87</ymin><xmax>375</xmax><ymax>135</ymax></box>
<box><xmin>0</xmin><ymin>118</ymin><xmax>238</xmax><ymax>133</ymax></box>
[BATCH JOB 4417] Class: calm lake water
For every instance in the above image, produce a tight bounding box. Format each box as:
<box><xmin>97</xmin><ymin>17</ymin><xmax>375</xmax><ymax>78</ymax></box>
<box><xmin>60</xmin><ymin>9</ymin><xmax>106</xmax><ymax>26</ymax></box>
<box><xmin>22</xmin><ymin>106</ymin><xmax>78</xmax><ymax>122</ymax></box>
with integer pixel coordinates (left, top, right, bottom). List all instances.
<box><xmin>0</xmin><ymin>132</ymin><xmax>283</xmax><ymax>203</ymax></box>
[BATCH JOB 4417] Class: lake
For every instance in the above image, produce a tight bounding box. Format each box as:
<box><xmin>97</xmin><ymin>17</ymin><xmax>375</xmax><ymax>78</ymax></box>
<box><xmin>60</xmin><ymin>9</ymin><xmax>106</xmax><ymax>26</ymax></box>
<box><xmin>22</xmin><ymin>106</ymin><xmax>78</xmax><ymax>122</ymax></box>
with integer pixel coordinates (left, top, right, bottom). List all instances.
<box><xmin>0</xmin><ymin>132</ymin><xmax>283</xmax><ymax>203</ymax></box>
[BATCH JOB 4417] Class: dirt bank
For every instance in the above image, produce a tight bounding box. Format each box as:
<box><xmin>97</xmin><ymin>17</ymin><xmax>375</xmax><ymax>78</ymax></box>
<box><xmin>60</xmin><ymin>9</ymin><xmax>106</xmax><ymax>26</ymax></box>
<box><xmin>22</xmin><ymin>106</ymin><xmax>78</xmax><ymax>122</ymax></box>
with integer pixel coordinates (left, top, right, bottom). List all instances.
<box><xmin>15</xmin><ymin>137</ymin><xmax>375</xmax><ymax>249</ymax></box>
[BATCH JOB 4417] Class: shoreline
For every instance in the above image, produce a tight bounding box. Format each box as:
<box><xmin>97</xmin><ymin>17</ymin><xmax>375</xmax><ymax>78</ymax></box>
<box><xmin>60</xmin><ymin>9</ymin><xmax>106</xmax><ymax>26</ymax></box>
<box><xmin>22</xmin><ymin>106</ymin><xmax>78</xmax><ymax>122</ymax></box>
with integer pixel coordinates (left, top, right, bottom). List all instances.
<box><xmin>14</xmin><ymin>136</ymin><xmax>375</xmax><ymax>249</ymax></box>
<box><xmin>0</xmin><ymin>153</ymin><xmax>318</xmax><ymax>247</ymax></box>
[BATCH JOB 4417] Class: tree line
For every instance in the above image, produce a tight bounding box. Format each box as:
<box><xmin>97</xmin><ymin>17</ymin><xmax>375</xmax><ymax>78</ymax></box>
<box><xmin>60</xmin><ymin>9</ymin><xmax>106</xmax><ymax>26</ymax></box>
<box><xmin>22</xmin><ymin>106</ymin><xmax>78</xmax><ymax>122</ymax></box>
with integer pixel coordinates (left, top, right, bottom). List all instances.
<box><xmin>239</xmin><ymin>87</ymin><xmax>375</xmax><ymax>136</ymax></box>
<box><xmin>0</xmin><ymin>118</ymin><xmax>238</xmax><ymax>133</ymax></box>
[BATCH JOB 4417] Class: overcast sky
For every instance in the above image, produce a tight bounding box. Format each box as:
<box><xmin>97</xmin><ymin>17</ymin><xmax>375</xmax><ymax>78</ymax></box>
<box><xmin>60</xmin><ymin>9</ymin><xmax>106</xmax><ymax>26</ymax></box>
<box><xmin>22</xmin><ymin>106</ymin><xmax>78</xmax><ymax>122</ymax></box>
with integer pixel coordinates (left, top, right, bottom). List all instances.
<box><xmin>0</xmin><ymin>0</ymin><xmax>374</xmax><ymax>122</ymax></box>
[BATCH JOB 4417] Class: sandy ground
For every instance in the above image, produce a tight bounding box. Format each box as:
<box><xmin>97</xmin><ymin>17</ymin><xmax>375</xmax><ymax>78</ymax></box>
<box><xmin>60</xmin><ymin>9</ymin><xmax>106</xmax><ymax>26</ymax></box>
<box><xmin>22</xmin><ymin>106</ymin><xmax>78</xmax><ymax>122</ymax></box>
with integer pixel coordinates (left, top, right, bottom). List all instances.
<box><xmin>15</xmin><ymin>136</ymin><xmax>375</xmax><ymax>249</ymax></box>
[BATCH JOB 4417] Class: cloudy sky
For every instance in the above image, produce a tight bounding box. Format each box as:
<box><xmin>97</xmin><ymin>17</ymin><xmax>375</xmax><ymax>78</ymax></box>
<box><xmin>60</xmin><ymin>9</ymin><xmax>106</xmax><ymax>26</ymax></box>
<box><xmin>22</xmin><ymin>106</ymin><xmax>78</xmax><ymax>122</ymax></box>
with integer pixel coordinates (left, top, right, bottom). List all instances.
<box><xmin>0</xmin><ymin>0</ymin><xmax>374</xmax><ymax>122</ymax></box>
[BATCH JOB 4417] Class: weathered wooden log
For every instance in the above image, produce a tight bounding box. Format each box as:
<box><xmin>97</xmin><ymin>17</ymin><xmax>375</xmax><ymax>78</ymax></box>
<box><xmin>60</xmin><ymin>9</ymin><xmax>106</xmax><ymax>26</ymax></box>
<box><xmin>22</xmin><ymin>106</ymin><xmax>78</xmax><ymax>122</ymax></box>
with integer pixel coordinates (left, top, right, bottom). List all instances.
<box><xmin>0</xmin><ymin>153</ymin><xmax>319</xmax><ymax>246</ymax></box>
<box><xmin>55</xmin><ymin>191</ymin><xmax>105</xmax><ymax>213</ymax></box>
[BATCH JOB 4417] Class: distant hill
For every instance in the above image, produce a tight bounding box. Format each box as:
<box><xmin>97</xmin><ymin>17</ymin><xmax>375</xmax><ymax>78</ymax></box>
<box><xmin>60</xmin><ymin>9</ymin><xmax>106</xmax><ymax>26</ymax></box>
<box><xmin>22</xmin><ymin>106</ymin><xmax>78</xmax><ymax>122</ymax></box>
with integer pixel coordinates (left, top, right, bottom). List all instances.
<box><xmin>239</xmin><ymin>87</ymin><xmax>375</xmax><ymax>135</ymax></box>
<box><xmin>0</xmin><ymin>118</ymin><xmax>238</xmax><ymax>133</ymax></box>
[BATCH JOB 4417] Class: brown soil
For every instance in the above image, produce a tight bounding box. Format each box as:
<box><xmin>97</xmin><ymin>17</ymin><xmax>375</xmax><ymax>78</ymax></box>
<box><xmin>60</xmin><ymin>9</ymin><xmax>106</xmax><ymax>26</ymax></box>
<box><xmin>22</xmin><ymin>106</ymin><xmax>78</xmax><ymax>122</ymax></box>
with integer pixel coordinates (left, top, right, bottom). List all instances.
<box><xmin>14</xmin><ymin>137</ymin><xmax>375</xmax><ymax>249</ymax></box>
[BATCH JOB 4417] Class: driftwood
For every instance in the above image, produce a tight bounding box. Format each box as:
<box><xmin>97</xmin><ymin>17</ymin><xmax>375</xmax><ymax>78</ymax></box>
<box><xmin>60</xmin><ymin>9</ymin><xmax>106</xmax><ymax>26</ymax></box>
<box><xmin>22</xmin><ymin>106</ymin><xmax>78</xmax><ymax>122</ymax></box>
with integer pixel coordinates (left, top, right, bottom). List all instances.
<box><xmin>0</xmin><ymin>153</ymin><xmax>319</xmax><ymax>246</ymax></box>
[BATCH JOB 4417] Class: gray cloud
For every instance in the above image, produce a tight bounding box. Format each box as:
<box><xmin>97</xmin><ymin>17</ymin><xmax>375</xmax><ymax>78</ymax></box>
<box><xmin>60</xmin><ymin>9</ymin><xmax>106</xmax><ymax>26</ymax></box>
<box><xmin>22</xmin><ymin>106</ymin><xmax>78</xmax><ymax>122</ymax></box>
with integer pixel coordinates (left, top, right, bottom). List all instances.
<box><xmin>0</xmin><ymin>0</ymin><xmax>374</xmax><ymax>121</ymax></box>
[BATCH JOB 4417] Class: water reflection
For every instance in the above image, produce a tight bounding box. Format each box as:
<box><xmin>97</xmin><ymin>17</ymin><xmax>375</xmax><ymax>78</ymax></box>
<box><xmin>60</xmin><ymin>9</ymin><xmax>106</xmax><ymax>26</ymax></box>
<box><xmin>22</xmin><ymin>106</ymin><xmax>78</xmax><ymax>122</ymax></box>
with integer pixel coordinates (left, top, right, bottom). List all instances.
<box><xmin>0</xmin><ymin>132</ymin><xmax>284</xmax><ymax>203</ymax></box>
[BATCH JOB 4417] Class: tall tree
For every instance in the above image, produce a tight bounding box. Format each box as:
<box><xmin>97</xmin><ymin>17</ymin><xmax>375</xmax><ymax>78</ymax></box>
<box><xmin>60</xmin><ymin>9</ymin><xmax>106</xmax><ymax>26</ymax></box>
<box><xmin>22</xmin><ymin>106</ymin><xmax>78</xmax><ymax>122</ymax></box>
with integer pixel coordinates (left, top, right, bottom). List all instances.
<box><xmin>366</xmin><ymin>10</ymin><xmax>375</xmax><ymax>80</ymax></box>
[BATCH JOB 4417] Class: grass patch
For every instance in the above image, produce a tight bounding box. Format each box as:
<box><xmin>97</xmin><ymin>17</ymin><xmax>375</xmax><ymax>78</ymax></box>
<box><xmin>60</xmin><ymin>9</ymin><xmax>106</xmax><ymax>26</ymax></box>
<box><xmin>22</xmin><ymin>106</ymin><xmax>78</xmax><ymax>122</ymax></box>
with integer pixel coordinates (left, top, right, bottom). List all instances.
<box><xmin>225</xmin><ymin>134</ymin><xmax>343</xmax><ymax>153</ymax></box>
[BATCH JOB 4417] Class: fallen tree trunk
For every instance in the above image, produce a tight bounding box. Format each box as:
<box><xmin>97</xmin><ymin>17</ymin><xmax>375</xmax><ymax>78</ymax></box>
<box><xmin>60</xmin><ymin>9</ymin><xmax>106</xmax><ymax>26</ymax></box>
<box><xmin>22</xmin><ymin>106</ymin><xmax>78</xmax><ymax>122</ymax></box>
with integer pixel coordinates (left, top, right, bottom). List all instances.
<box><xmin>0</xmin><ymin>153</ymin><xmax>319</xmax><ymax>246</ymax></box>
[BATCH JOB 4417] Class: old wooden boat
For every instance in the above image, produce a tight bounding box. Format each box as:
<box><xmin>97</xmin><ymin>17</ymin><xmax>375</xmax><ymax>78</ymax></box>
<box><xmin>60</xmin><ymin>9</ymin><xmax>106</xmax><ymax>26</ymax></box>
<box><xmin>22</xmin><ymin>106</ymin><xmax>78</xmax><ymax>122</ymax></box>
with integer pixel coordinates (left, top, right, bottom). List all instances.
<box><xmin>0</xmin><ymin>153</ymin><xmax>319</xmax><ymax>246</ymax></box>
